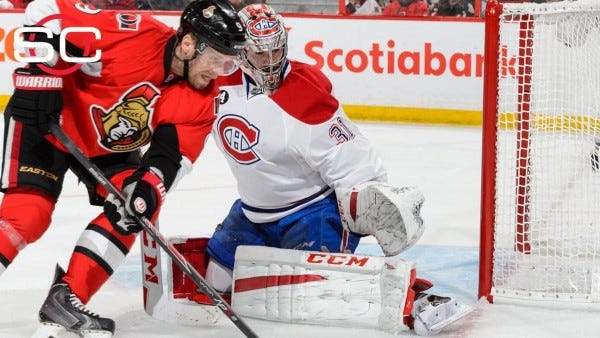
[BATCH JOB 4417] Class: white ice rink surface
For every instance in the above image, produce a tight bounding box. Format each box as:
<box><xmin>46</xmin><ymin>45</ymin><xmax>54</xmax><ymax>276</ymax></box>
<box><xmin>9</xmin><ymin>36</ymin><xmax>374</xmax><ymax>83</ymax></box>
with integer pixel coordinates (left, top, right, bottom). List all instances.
<box><xmin>1</xmin><ymin>122</ymin><xmax>599</xmax><ymax>337</ymax></box>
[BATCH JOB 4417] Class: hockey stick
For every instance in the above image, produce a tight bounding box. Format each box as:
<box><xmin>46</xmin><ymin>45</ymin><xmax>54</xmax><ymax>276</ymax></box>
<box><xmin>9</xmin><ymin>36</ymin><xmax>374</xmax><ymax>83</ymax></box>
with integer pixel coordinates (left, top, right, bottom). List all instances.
<box><xmin>49</xmin><ymin>121</ymin><xmax>260</xmax><ymax>338</ymax></box>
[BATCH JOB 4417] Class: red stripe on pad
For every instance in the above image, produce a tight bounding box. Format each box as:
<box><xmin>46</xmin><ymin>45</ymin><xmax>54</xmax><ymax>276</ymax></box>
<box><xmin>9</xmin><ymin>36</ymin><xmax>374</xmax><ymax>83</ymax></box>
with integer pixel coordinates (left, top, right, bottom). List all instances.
<box><xmin>234</xmin><ymin>274</ymin><xmax>327</xmax><ymax>293</ymax></box>
<box><xmin>349</xmin><ymin>191</ymin><xmax>358</xmax><ymax>222</ymax></box>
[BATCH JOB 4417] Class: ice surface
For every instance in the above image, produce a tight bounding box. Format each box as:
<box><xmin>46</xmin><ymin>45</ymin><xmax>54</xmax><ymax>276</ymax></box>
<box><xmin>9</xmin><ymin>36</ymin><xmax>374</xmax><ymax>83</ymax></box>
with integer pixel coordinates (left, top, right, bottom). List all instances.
<box><xmin>1</xmin><ymin>122</ymin><xmax>599</xmax><ymax>337</ymax></box>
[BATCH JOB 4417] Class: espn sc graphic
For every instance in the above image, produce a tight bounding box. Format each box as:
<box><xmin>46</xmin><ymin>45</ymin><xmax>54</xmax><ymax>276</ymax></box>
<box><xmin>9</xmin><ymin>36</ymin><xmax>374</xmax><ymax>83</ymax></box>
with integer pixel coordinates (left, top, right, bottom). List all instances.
<box><xmin>13</xmin><ymin>13</ymin><xmax>101</xmax><ymax>76</ymax></box>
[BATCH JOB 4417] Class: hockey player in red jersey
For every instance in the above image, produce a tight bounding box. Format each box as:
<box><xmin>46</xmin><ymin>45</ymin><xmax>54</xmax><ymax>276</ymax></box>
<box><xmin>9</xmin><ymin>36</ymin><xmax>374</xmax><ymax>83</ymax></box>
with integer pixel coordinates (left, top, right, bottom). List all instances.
<box><xmin>154</xmin><ymin>4</ymin><xmax>471</xmax><ymax>336</ymax></box>
<box><xmin>0</xmin><ymin>0</ymin><xmax>245</xmax><ymax>336</ymax></box>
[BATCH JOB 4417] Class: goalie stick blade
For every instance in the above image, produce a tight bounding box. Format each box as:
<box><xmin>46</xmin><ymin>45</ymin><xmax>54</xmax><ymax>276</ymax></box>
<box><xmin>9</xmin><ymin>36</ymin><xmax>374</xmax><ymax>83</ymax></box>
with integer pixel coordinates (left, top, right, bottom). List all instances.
<box><xmin>31</xmin><ymin>322</ymin><xmax>113</xmax><ymax>338</ymax></box>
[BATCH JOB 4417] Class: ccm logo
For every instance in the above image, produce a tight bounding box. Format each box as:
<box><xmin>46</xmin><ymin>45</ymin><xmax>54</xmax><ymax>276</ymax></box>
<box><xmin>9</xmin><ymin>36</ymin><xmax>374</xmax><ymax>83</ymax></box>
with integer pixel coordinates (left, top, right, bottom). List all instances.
<box><xmin>306</xmin><ymin>253</ymin><xmax>369</xmax><ymax>267</ymax></box>
<box><xmin>142</xmin><ymin>231</ymin><xmax>159</xmax><ymax>284</ymax></box>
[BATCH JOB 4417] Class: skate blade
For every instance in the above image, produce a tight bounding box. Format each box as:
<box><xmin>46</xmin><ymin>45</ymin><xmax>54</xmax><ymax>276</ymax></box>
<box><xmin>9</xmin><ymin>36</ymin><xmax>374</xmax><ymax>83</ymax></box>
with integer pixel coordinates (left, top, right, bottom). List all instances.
<box><xmin>79</xmin><ymin>329</ymin><xmax>113</xmax><ymax>338</ymax></box>
<box><xmin>31</xmin><ymin>321</ymin><xmax>113</xmax><ymax>338</ymax></box>
<box><xmin>429</xmin><ymin>303</ymin><xmax>474</xmax><ymax>331</ymax></box>
<box><xmin>31</xmin><ymin>322</ymin><xmax>66</xmax><ymax>338</ymax></box>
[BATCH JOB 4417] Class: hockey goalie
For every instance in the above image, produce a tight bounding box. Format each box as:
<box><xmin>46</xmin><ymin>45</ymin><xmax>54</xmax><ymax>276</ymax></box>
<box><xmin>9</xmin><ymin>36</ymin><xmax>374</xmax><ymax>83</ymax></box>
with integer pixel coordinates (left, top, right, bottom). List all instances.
<box><xmin>141</xmin><ymin>3</ymin><xmax>471</xmax><ymax>336</ymax></box>
<box><xmin>142</xmin><ymin>181</ymin><xmax>471</xmax><ymax>336</ymax></box>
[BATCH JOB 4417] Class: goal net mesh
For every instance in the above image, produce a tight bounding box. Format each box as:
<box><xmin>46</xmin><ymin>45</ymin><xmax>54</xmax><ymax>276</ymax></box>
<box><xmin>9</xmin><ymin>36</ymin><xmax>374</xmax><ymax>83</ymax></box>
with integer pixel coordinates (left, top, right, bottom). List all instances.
<box><xmin>491</xmin><ymin>0</ymin><xmax>600</xmax><ymax>301</ymax></box>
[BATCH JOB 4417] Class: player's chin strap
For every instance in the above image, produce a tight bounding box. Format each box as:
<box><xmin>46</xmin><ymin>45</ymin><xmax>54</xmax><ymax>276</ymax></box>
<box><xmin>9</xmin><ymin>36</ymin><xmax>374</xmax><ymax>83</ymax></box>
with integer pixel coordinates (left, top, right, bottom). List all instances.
<box><xmin>47</xmin><ymin>120</ymin><xmax>259</xmax><ymax>338</ymax></box>
<box><xmin>172</xmin><ymin>41</ymin><xmax>206</xmax><ymax>82</ymax></box>
<box><xmin>173</xmin><ymin>53</ymin><xmax>193</xmax><ymax>81</ymax></box>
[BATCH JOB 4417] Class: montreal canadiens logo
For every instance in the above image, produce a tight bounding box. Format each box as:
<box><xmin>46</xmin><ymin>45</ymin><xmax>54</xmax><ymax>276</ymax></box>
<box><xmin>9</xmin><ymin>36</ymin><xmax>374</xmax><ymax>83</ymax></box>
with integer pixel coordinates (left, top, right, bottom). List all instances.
<box><xmin>249</xmin><ymin>17</ymin><xmax>280</xmax><ymax>38</ymax></box>
<box><xmin>217</xmin><ymin>115</ymin><xmax>260</xmax><ymax>164</ymax></box>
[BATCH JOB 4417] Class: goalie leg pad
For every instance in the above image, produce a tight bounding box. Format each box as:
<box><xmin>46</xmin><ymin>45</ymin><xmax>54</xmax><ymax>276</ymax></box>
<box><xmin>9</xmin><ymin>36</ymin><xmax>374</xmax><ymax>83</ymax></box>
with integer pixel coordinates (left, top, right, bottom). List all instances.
<box><xmin>231</xmin><ymin>245</ymin><xmax>416</xmax><ymax>334</ymax></box>
<box><xmin>170</xmin><ymin>237</ymin><xmax>233</xmax><ymax>306</ymax></box>
<box><xmin>141</xmin><ymin>234</ymin><xmax>221</xmax><ymax>326</ymax></box>
<box><xmin>337</xmin><ymin>182</ymin><xmax>425</xmax><ymax>256</ymax></box>
<box><xmin>170</xmin><ymin>237</ymin><xmax>210</xmax><ymax>300</ymax></box>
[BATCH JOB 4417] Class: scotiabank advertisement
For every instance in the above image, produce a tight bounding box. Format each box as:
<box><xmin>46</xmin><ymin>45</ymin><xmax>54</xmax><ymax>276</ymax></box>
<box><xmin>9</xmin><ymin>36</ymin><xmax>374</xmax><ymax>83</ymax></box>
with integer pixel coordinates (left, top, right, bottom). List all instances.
<box><xmin>0</xmin><ymin>12</ymin><xmax>485</xmax><ymax>121</ymax></box>
<box><xmin>285</xmin><ymin>16</ymin><xmax>485</xmax><ymax>111</ymax></box>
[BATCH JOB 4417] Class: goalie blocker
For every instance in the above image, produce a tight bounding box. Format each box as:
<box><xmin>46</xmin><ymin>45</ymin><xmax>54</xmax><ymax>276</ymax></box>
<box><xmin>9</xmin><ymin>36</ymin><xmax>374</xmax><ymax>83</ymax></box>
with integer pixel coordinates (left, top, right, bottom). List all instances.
<box><xmin>143</xmin><ymin>236</ymin><xmax>471</xmax><ymax>335</ymax></box>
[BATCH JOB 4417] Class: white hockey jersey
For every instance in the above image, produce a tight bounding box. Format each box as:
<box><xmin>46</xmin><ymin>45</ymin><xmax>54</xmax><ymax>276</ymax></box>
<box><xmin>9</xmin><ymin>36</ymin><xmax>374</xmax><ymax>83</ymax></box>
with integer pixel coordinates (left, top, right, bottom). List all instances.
<box><xmin>212</xmin><ymin>61</ymin><xmax>387</xmax><ymax>223</ymax></box>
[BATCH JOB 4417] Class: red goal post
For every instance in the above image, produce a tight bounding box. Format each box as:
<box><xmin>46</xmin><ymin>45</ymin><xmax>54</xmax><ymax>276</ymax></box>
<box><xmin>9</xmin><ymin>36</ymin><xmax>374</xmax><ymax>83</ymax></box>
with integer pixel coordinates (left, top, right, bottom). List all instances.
<box><xmin>479</xmin><ymin>0</ymin><xmax>600</xmax><ymax>303</ymax></box>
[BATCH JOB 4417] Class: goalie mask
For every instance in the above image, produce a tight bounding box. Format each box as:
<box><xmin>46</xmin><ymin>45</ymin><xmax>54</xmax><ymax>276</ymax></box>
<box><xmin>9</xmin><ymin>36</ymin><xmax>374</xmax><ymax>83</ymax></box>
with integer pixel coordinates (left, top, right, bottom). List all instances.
<box><xmin>238</xmin><ymin>4</ymin><xmax>288</xmax><ymax>94</ymax></box>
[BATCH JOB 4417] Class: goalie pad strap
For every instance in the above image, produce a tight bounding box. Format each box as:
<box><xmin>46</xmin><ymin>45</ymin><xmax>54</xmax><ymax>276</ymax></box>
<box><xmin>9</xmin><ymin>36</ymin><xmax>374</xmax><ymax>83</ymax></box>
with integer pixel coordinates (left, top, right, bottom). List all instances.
<box><xmin>349</xmin><ymin>190</ymin><xmax>358</xmax><ymax>222</ymax></box>
<box><xmin>231</xmin><ymin>245</ymin><xmax>415</xmax><ymax>334</ymax></box>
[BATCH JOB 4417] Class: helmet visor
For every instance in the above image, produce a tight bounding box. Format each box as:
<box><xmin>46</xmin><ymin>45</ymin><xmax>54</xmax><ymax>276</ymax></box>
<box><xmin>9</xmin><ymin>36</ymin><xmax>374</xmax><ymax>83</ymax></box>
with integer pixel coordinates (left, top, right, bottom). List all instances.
<box><xmin>196</xmin><ymin>44</ymin><xmax>242</xmax><ymax>76</ymax></box>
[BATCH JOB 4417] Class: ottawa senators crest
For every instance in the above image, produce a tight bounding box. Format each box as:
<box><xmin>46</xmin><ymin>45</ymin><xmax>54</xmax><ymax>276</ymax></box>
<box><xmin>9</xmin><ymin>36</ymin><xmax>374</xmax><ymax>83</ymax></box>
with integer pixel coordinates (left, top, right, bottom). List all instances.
<box><xmin>91</xmin><ymin>83</ymin><xmax>160</xmax><ymax>152</ymax></box>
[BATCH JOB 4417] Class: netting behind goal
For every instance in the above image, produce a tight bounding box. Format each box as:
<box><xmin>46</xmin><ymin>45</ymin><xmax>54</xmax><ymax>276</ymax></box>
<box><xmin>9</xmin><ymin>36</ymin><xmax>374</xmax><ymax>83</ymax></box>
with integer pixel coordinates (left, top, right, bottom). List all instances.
<box><xmin>479</xmin><ymin>0</ymin><xmax>600</xmax><ymax>303</ymax></box>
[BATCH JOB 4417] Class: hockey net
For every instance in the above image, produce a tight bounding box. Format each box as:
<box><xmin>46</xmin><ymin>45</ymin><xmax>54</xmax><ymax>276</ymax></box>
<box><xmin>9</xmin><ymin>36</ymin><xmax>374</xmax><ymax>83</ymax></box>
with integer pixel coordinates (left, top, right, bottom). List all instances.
<box><xmin>479</xmin><ymin>0</ymin><xmax>600</xmax><ymax>303</ymax></box>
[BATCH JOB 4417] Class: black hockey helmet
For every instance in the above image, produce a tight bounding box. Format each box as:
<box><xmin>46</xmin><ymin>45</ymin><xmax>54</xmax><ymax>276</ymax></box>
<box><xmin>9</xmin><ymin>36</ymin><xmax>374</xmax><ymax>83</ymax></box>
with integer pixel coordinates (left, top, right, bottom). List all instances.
<box><xmin>177</xmin><ymin>0</ymin><xmax>246</xmax><ymax>56</ymax></box>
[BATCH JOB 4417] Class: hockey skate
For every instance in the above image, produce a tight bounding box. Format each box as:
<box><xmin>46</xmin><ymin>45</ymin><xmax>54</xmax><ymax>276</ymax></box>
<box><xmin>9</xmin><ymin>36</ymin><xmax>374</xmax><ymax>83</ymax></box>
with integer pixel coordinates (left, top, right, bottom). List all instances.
<box><xmin>411</xmin><ymin>294</ymin><xmax>472</xmax><ymax>336</ymax></box>
<box><xmin>32</xmin><ymin>265</ymin><xmax>115</xmax><ymax>338</ymax></box>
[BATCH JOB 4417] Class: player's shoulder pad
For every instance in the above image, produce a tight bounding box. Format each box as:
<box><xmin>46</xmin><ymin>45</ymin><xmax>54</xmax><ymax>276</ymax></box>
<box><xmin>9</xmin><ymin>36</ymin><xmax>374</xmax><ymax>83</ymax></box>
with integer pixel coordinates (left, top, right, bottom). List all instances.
<box><xmin>270</xmin><ymin>61</ymin><xmax>339</xmax><ymax>125</ymax></box>
<box><xmin>154</xmin><ymin>81</ymin><xmax>217</xmax><ymax>123</ymax></box>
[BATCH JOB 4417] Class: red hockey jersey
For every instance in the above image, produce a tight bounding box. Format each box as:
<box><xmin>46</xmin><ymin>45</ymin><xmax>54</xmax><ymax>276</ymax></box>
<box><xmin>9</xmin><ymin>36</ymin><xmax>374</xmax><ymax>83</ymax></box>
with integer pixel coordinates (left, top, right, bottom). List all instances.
<box><xmin>29</xmin><ymin>0</ymin><xmax>181</xmax><ymax>157</ymax></box>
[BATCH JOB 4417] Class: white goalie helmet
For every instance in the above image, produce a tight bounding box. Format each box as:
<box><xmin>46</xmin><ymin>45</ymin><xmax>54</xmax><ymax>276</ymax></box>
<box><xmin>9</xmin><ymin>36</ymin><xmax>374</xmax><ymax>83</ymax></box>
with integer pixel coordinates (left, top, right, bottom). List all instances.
<box><xmin>238</xmin><ymin>4</ymin><xmax>288</xmax><ymax>93</ymax></box>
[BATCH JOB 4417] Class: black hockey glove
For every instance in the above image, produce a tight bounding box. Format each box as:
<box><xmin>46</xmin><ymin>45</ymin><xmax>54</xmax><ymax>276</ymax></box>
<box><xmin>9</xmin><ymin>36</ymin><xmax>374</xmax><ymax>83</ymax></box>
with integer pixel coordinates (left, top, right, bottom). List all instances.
<box><xmin>9</xmin><ymin>67</ymin><xmax>63</xmax><ymax>134</ymax></box>
<box><xmin>104</xmin><ymin>169</ymin><xmax>166</xmax><ymax>235</ymax></box>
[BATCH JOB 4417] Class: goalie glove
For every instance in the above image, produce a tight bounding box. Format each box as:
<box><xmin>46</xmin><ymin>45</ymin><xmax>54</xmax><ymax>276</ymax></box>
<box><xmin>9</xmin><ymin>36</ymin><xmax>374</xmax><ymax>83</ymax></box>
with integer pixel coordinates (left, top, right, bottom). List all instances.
<box><xmin>337</xmin><ymin>182</ymin><xmax>425</xmax><ymax>256</ymax></box>
<box><xmin>104</xmin><ymin>169</ymin><xmax>166</xmax><ymax>235</ymax></box>
<box><xmin>9</xmin><ymin>67</ymin><xmax>63</xmax><ymax>134</ymax></box>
